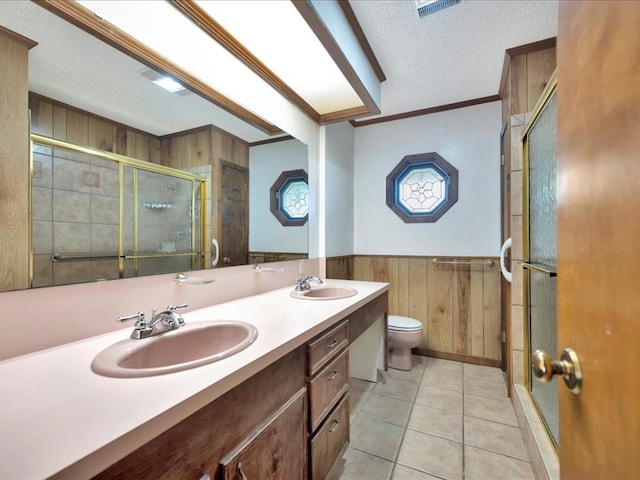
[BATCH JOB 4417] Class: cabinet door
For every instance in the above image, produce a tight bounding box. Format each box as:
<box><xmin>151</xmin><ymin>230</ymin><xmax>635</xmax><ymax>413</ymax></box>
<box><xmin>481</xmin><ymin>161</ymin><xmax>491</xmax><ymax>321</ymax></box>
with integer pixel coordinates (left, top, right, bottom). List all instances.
<box><xmin>220</xmin><ymin>388</ymin><xmax>307</xmax><ymax>480</ymax></box>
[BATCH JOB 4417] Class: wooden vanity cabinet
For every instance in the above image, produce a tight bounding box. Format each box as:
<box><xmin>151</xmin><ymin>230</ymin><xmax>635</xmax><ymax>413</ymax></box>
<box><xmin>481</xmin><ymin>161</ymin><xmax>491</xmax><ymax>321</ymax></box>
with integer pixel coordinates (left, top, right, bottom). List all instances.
<box><xmin>91</xmin><ymin>292</ymin><xmax>388</xmax><ymax>480</ymax></box>
<box><xmin>92</xmin><ymin>348</ymin><xmax>306</xmax><ymax>480</ymax></box>
<box><xmin>306</xmin><ymin>320</ymin><xmax>350</xmax><ymax>480</ymax></box>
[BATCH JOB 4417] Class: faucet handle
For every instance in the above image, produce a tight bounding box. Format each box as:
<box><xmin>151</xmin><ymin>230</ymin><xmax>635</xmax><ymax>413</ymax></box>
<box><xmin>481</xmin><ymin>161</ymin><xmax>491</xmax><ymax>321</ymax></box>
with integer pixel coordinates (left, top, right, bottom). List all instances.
<box><xmin>116</xmin><ymin>311</ymin><xmax>146</xmax><ymax>328</ymax></box>
<box><xmin>167</xmin><ymin>304</ymin><xmax>188</xmax><ymax>311</ymax></box>
<box><xmin>167</xmin><ymin>304</ymin><xmax>188</xmax><ymax>326</ymax></box>
<box><xmin>117</xmin><ymin>311</ymin><xmax>144</xmax><ymax>323</ymax></box>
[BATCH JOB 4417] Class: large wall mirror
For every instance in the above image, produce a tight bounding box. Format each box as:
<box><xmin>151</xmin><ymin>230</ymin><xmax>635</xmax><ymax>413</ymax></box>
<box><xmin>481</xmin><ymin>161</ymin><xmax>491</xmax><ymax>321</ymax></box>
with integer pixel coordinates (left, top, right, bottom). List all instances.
<box><xmin>0</xmin><ymin>1</ymin><xmax>309</xmax><ymax>289</ymax></box>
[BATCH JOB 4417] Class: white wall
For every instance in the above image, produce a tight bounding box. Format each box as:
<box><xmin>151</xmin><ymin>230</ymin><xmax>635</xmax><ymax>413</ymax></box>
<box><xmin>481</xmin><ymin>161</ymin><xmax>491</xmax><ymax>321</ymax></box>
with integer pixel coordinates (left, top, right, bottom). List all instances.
<box><xmin>324</xmin><ymin>122</ymin><xmax>355</xmax><ymax>256</ymax></box>
<box><xmin>353</xmin><ymin>101</ymin><xmax>502</xmax><ymax>257</ymax></box>
<box><xmin>249</xmin><ymin>139</ymin><xmax>309</xmax><ymax>253</ymax></box>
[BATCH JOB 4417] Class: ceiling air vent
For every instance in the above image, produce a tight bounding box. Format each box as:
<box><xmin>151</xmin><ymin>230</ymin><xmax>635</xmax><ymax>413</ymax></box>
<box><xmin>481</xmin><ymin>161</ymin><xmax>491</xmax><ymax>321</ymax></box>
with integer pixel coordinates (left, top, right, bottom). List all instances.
<box><xmin>416</xmin><ymin>0</ymin><xmax>460</xmax><ymax>18</ymax></box>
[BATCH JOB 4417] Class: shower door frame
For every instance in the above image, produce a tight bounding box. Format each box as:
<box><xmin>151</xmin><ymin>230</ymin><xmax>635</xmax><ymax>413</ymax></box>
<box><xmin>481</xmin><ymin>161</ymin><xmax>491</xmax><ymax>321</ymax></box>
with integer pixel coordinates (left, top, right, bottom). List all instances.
<box><xmin>520</xmin><ymin>71</ymin><xmax>559</xmax><ymax>452</ymax></box>
<box><xmin>29</xmin><ymin>134</ymin><xmax>207</xmax><ymax>285</ymax></box>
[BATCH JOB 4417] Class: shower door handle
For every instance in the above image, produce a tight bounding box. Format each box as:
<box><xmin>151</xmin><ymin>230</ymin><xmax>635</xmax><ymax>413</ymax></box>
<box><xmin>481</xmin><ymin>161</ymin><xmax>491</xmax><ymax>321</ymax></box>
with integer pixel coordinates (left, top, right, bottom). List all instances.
<box><xmin>532</xmin><ymin>348</ymin><xmax>583</xmax><ymax>394</ymax></box>
<box><xmin>499</xmin><ymin>237</ymin><xmax>512</xmax><ymax>283</ymax></box>
<box><xmin>211</xmin><ymin>238</ymin><xmax>219</xmax><ymax>267</ymax></box>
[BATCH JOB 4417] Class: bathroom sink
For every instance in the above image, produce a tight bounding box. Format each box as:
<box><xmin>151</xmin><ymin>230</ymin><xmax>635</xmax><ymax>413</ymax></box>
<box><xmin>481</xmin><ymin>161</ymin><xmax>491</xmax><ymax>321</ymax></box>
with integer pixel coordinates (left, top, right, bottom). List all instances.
<box><xmin>290</xmin><ymin>285</ymin><xmax>357</xmax><ymax>300</ymax></box>
<box><xmin>91</xmin><ymin>320</ymin><xmax>258</xmax><ymax>378</ymax></box>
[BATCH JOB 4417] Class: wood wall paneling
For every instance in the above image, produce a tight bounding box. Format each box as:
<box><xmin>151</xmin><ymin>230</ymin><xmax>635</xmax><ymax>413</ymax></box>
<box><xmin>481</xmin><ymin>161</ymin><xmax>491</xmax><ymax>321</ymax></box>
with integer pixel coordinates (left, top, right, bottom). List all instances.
<box><xmin>526</xmin><ymin>48</ymin><xmax>557</xmax><ymax>112</ymax></box>
<box><xmin>427</xmin><ymin>261</ymin><xmax>453</xmax><ymax>352</ymax></box>
<box><xmin>0</xmin><ymin>30</ymin><xmax>31</xmax><ymax>292</ymax></box>
<box><xmin>453</xmin><ymin>263</ymin><xmax>472</xmax><ymax>355</ymax></box>
<box><xmin>407</xmin><ymin>257</ymin><xmax>429</xmax><ymax>346</ymax></box>
<box><xmin>510</xmin><ymin>54</ymin><xmax>528</xmax><ymax>115</ymax></box>
<box><xmin>483</xmin><ymin>263</ymin><xmax>502</xmax><ymax>360</ymax></box>
<box><xmin>329</xmin><ymin>255</ymin><xmax>502</xmax><ymax>366</ymax></box>
<box><xmin>470</xmin><ymin>265</ymin><xmax>485</xmax><ymax>357</ymax></box>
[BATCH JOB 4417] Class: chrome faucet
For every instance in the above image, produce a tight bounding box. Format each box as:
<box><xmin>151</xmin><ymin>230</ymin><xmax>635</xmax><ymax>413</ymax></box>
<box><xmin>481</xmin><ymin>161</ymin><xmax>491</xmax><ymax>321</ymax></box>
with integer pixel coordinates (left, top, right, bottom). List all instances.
<box><xmin>117</xmin><ymin>304</ymin><xmax>188</xmax><ymax>339</ymax></box>
<box><xmin>295</xmin><ymin>275</ymin><xmax>324</xmax><ymax>291</ymax></box>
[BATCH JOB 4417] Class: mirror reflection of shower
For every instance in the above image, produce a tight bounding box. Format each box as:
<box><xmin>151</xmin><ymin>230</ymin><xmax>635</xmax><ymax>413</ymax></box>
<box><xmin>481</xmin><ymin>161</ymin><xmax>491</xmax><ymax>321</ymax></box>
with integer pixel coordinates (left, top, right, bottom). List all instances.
<box><xmin>31</xmin><ymin>135</ymin><xmax>206</xmax><ymax>287</ymax></box>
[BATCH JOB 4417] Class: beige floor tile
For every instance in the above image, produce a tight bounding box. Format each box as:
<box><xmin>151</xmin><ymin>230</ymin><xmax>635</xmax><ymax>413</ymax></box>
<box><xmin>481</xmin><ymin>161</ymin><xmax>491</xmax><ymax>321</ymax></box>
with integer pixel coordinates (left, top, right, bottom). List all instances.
<box><xmin>383</xmin><ymin>362</ymin><xmax>425</xmax><ymax>384</ymax></box>
<box><xmin>360</xmin><ymin>392</ymin><xmax>413</xmax><ymax>427</ymax></box>
<box><xmin>350</xmin><ymin>415</ymin><xmax>405</xmax><ymax>461</ymax></box>
<box><xmin>421</xmin><ymin>368</ymin><xmax>463</xmax><ymax>392</ymax></box>
<box><xmin>373</xmin><ymin>376</ymin><xmax>420</xmax><ymax>402</ymax></box>
<box><xmin>397</xmin><ymin>429</ymin><xmax>463</xmax><ymax>480</ymax></box>
<box><xmin>408</xmin><ymin>404</ymin><xmax>463</xmax><ymax>442</ymax></box>
<box><xmin>351</xmin><ymin>377</ymin><xmax>377</xmax><ymax>392</ymax></box>
<box><xmin>414</xmin><ymin>384</ymin><xmax>463</xmax><ymax>413</ymax></box>
<box><xmin>464</xmin><ymin>394</ymin><xmax>518</xmax><ymax>426</ymax></box>
<box><xmin>464</xmin><ymin>376</ymin><xmax>508</xmax><ymax>400</ymax></box>
<box><xmin>423</xmin><ymin>357</ymin><xmax>463</xmax><ymax>373</ymax></box>
<box><xmin>464</xmin><ymin>416</ymin><xmax>529</xmax><ymax>461</ymax></box>
<box><xmin>350</xmin><ymin>386</ymin><xmax>371</xmax><ymax>422</ymax></box>
<box><xmin>464</xmin><ymin>446</ymin><xmax>535</xmax><ymax>480</ymax></box>
<box><xmin>333</xmin><ymin>447</ymin><xmax>394</xmax><ymax>480</ymax></box>
<box><xmin>463</xmin><ymin>364</ymin><xmax>505</xmax><ymax>383</ymax></box>
<box><xmin>391</xmin><ymin>464</ymin><xmax>442</xmax><ymax>480</ymax></box>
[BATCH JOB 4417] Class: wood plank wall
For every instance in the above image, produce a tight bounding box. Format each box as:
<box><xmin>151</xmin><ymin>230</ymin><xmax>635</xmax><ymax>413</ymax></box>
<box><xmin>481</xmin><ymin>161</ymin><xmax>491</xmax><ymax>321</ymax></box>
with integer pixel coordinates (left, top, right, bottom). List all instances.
<box><xmin>0</xmin><ymin>29</ymin><xmax>32</xmax><ymax>292</ymax></box>
<box><xmin>327</xmin><ymin>255</ymin><xmax>502</xmax><ymax>367</ymax></box>
<box><xmin>159</xmin><ymin>126</ymin><xmax>249</xmax><ymax>265</ymax></box>
<box><xmin>29</xmin><ymin>93</ymin><xmax>161</xmax><ymax>162</ymax></box>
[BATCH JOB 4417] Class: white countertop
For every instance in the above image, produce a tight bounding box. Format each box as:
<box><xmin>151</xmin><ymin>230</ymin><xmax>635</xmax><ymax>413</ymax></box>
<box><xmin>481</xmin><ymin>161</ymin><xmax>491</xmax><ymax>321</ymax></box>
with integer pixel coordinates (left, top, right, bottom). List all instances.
<box><xmin>0</xmin><ymin>279</ymin><xmax>388</xmax><ymax>480</ymax></box>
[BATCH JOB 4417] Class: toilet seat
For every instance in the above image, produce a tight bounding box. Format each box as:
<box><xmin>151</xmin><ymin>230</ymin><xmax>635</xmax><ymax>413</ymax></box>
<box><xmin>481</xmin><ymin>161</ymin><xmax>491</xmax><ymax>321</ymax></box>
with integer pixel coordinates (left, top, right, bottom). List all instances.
<box><xmin>388</xmin><ymin>315</ymin><xmax>422</xmax><ymax>332</ymax></box>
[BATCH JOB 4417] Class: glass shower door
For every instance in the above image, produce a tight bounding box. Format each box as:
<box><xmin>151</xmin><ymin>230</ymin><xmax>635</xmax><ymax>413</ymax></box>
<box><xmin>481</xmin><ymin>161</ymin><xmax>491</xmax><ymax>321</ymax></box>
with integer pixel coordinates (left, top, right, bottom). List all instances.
<box><xmin>122</xmin><ymin>167</ymin><xmax>203</xmax><ymax>277</ymax></box>
<box><xmin>525</xmin><ymin>89</ymin><xmax>559</xmax><ymax>448</ymax></box>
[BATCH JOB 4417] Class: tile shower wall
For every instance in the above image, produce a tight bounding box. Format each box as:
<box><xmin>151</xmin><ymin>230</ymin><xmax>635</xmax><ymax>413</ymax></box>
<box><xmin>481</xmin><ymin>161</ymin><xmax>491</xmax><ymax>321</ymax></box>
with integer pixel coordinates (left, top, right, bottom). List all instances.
<box><xmin>32</xmin><ymin>145</ymin><xmax>120</xmax><ymax>287</ymax></box>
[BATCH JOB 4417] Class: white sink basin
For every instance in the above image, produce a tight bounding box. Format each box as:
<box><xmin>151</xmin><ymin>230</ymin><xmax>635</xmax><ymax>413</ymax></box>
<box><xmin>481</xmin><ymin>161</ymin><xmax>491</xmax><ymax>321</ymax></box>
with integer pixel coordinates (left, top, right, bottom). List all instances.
<box><xmin>290</xmin><ymin>285</ymin><xmax>358</xmax><ymax>300</ymax></box>
<box><xmin>91</xmin><ymin>320</ymin><xmax>258</xmax><ymax>378</ymax></box>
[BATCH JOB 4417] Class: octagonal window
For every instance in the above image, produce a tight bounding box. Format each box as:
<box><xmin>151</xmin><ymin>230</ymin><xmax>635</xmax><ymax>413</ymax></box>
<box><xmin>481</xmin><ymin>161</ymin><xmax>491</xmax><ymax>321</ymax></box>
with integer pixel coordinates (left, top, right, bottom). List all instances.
<box><xmin>270</xmin><ymin>169</ymin><xmax>308</xmax><ymax>226</ymax></box>
<box><xmin>386</xmin><ymin>152</ymin><xmax>458</xmax><ymax>223</ymax></box>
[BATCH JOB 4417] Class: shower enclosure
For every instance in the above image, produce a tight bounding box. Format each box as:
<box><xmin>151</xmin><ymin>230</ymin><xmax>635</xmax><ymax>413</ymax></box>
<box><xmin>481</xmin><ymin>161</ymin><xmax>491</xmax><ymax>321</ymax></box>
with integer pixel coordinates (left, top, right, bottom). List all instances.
<box><xmin>30</xmin><ymin>134</ymin><xmax>206</xmax><ymax>287</ymax></box>
<box><xmin>521</xmin><ymin>77</ymin><xmax>558</xmax><ymax>448</ymax></box>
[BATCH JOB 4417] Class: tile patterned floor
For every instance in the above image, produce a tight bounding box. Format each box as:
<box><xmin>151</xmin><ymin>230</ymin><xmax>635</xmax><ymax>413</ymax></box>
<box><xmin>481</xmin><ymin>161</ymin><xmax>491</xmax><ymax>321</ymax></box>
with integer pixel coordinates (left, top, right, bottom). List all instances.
<box><xmin>332</xmin><ymin>356</ymin><xmax>534</xmax><ymax>480</ymax></box>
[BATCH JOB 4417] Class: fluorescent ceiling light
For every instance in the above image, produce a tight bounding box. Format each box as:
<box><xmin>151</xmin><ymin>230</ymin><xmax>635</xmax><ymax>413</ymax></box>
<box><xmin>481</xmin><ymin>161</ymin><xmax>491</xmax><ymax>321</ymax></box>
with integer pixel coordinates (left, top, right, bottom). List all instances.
<box><xmin>195</xmin><ymin>0</ymin><xmax>362</xmax><ymax>114</ymax></box>
<box><xmin>153</xmin><ymin>76</ymin><xmax>185</xmax><ymax>93</ymax></box>
<box><xmin>76</xmin><ymin>0</ymin><xmax>363</xmax><ymax>117</ymax></box>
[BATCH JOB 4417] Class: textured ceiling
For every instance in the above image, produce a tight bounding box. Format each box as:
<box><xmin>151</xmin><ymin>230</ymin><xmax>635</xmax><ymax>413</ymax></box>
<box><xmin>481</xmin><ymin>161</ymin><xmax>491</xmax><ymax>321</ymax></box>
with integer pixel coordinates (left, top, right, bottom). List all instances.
<box><xmin>349</xmin><ymin>0</ymin><xmax>559</xmax><ymax>119</ymax></box>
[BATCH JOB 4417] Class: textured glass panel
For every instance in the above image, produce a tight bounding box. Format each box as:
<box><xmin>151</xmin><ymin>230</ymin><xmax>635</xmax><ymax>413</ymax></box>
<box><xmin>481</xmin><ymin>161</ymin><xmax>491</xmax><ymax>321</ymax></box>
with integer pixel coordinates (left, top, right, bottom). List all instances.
<box><xmin>137</xmin><ymin>171</ymin><xmax>194</xmax><ymax>255</ymax></box>
<box><xmin>398</xmin><ymin>165</ymin><xmax>447</xmax><ymax>213</ymax></box>
<box><xmin>122</xmin><ymin>168</ymin><xmax>202</xmax><ymax>278</ymax></box>
<box><xmin>280</xmin><ymin>179</ymin><xmax>309</xmax><ymax>219</ymax></box>
<box><xmin>131</xmin><ymin>256</ymin><xmax>193</xmax><ymax>277</ymax></box>
<box><xmin>527</xmin><ymin>92</ymin><xmax>559</xmax><ymax>448</ymax></box>
<box><xmin>529</xmin><ymin>93</ymin><xmax>558</xmax><ymax>268</ymax></box>
<box><xmin>530</xmin><ymin>274</ymin><xmax>559</xmax><ymax>446</ymax></box>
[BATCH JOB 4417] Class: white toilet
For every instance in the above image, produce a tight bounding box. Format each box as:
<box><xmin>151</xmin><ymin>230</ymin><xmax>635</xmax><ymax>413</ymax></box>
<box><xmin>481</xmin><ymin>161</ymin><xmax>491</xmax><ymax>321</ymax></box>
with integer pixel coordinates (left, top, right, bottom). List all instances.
<box><xmin>388</xmin><ymin>315</ymin><xmax>424</xmax><ymax>371</ymax></box>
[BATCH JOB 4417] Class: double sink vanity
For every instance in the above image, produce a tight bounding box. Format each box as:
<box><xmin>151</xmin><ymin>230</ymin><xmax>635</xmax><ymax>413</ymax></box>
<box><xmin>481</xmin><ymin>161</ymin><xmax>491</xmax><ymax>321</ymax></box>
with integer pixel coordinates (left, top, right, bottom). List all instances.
<box><xmin>0</xmin><ymin>279</ymin><xmax>388</xmax><ymax>479</ymax></box>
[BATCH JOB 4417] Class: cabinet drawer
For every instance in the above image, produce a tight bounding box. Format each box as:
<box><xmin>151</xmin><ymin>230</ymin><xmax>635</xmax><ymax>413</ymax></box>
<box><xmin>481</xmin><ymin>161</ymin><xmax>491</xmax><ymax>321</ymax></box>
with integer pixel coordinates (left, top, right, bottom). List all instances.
<box><xmin>309</xmin><ymin>349</ymin><xmax>349</xmax><ymax>432</ymax></box>
<box><xmin>308</xmin><ymin>320</ymin><xmax>348</xmax><ymax>376</ymax></box>
<box><xmin>310</xmin><ymin>392</ymin><xmax>349</xmax><ymax>480</ymax></box>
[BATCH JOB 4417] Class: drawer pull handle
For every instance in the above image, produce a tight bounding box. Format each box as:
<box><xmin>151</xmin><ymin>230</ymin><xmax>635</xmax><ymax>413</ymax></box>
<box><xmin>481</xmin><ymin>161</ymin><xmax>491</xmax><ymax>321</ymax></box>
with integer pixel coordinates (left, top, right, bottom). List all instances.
<box><xmin>326</xmin><ymin>339</ymin><xmax>338</xmax><ymax>350</ymax></box>
<box><xmin>327</xmin><ymin>370</ymin><xmax>339</xmax><ymax>381</ymax></box>
<box><xmin>327</xmin><ymin>420</ymin><xmax>339</xmax><ymax>433</ymax></box>
<box><xmin>237</xmin><ymin>462</ymin><xmax>248</xmax><ymax>480</ymax></box>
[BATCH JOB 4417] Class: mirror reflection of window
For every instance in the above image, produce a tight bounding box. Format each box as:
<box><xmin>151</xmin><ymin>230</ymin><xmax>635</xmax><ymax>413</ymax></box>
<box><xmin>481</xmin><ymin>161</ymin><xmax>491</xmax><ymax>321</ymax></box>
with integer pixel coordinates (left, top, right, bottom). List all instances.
<box><xmin>270</xmin><ymin>170</ymin><xmax>309</xmax><ymax>226</ymax></box>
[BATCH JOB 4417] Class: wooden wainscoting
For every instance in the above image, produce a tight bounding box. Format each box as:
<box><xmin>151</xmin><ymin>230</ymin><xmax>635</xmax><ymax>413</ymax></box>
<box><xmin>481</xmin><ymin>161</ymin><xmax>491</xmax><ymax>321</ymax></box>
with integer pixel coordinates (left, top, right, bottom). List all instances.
<box><xmin>249</xmin><ymin>252</ymin><xmax>308</xmax><ymax>264</ymax></box>
<box><xmin>327</xmin><ymin>255</ymin><xmax>502</xmax><ymax>367</ymax></box>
